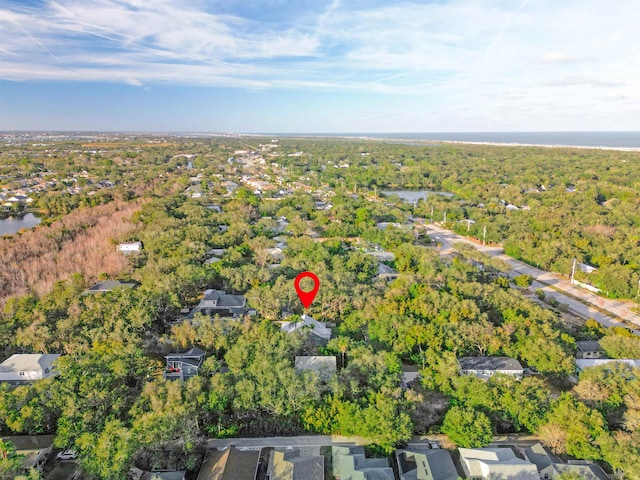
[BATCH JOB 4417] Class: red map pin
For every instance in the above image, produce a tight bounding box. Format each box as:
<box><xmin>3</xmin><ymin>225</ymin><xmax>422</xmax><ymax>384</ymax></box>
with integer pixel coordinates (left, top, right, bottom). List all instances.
<box><xmin>294</xmin><ymin>271</ymin><xmax>320</xmax><ymax>309</ymax></box>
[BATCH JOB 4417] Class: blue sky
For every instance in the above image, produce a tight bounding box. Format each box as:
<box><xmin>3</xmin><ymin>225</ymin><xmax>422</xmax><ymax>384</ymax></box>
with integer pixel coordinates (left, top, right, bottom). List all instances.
<box><xmin>0</xmin><ymin>0</ymin><xmax>638</xmax><ymax>132</ymax></box>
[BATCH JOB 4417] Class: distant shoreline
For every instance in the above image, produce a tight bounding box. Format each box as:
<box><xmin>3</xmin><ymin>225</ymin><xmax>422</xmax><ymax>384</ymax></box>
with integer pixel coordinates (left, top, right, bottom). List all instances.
<box><xmin>390</xmin><ymin>138</ymin><xmax>640</xmax><ymax>152</ymax></box>
<box><xmin>327</xmin><ymin>135</ymin><xmax>640</xmax><ymax>152</ymax></box>
<box><xmin>3</xmin><ymin>131</ymin><xmax>640</xmax><ymax>152</ymax></box>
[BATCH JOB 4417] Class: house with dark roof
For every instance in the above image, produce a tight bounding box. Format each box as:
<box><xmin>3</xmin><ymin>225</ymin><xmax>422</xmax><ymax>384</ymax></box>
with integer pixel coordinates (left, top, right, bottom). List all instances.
<box><xmin>196</xmin><ymin>447</ymin><xmax>260</xmax><ymax>480</ymax></box>
<box><xmin>140</xmin><ymin>471</ymin><xmax>186</xmax><ymax>480</ymax></box>
<box><xmin>458</xmin><ymin>356</ymin><xmax>524</xmax><ymax>380</ymax></box>
<box><xmin>0</xmin><ymin>354</ymin><xmax>61</xmax><ymax>384</ymax></box>
<box><xmin>2</xmin><ymin>435</ymin><xmax>54</xmax><ymax>473</ymax></box>
<box><xmin>84</xmin><ymin>280</ymin><xmax>136</xmax><ymax>293</ymax></box>
<box><xmin>396</xmin><ymin>447</ymin><xmax>459</xmax><ymax>480</ymax></box>
<box><xmin>575</xmin><ymin>341</ymin><xmax>605</xmax><ymax>359</ymax></box>
<box><xmin>163</xmin><ymin>348</ymin><xmax>205</xmax><ymax>381</ymax></box>
<box><xmin>188</xmin><ymin>289</ymin><xmax>247</xmax><ymax>319</ymax></box>
<box><xmin>376</xmin><ymin>263</ymin><xmax>399</xmax><ymax>281</ymax></box>
<box><xmin>523</xmin><ymin>443</ymin><xmax>608</xmax><ymax>480</ymax></box>
<box><xmin>267</xmin><ymin>448</ymin><xmax>324</xmax><ymax>480</ymax></box>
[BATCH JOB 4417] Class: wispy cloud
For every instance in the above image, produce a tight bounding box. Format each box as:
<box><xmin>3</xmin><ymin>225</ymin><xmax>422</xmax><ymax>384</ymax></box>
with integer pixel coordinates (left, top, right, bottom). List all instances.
<box><xmin>0</xmin><ymin>0</ymin><xmax>639</xmax><ymax>129</ymax></box>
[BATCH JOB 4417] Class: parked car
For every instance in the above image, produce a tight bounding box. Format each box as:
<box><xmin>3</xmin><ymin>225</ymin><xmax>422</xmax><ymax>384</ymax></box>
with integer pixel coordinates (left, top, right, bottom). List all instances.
<box><xmin>429</xmin><ymin>442</ymin><xmax>440</xmax><ymax>449</ymax></box>
<box><xmin>56</xmin><ymin>450</ymin><xmax>78</xmax><ymax>460</ymax></box>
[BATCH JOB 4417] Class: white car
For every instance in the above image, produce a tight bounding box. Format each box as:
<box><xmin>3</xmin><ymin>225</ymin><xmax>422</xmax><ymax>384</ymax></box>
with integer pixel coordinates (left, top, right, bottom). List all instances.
<box><xmin>56</xmin><ymin>450</ymin><xmax>78</xmax><ymax>460</ymax></box>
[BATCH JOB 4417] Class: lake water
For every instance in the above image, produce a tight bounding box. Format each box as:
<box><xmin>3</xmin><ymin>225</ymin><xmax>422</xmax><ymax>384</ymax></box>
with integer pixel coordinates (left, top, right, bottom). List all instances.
<box><xmin>381</xmin><ymin>190</ymin><xmax>454</xmax><ymax>203</ymax></box>
<box><xmin>0</xmin><ymin>213</ymin><xmax>42</xmax><ymax>235</ymax></box>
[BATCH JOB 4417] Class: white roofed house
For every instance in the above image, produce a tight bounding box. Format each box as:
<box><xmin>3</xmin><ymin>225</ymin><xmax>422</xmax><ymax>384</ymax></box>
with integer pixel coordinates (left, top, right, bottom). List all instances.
<box><xmin>280</xmin><ymin>314</ymin><xmax>332</xmax><ymax>343</ymax></box>
<box><xmin>458</xmin><ymin>447</ymin><xmax>538</xmax><ymax>480</ymax></box>
<box><xmin>575</xmin><ymin>359</ymin><xmax>640</xmax><ymax>371</ymax></box>
<box><xmin>0</xmin><ymin>354</ymin><xmax>61</xmax><ymax>385</ymax></box>
<box><xmin>118</xmin><ymin>241</ymin><xmax>143</xmax><ymax>254</ymax></box>
<box><xmin>294</xmin><ymin>356</ymin><xmax>337</xmax><ymax>382</ymax></box>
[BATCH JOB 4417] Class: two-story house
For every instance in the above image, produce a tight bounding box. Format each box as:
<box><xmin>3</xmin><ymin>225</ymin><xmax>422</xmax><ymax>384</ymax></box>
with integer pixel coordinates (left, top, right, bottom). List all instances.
<box><xmin>163</xmin><ymin>348</ymin><xmax>206</xmax><ymax>382</ymax></box>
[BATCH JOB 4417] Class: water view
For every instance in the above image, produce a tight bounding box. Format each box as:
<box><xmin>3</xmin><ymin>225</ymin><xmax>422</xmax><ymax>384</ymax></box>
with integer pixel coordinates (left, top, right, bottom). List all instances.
<box><xmin>0</xmin><ymin>213</ymin><xmax>42</xmax><ymax>235</ymax></box>
<box><xmin>381</xmin><ymin>190</ymin><xmax>454</xmax><ymax>203</ymax></box>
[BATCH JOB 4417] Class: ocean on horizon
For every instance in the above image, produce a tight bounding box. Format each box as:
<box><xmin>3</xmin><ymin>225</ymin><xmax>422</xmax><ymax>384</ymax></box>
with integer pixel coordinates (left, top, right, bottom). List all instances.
<box><xmin>307</xmin><ymin>131</ymin><xmax>640</xmax><ymax>149</ymax></box>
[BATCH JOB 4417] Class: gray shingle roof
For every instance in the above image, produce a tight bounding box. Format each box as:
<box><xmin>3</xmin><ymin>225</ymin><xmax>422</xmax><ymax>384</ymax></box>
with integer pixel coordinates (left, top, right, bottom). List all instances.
<box><xmin>197</xmin><ymin>448</ymin><xmax>260</xmax><ymax>480</ymax></box>
<box><xmin>458</xmin><ymin>356</ymin><xmax>523</xmax><ymax>371</ymax></box>
<box><xmin>397</xmin><ymin>448</ymin><xmax>458</xmax><ymax>480</ymax></box>
<box><xmin>576</xmin><ymin>341</ymin><xmax>603</xmax><ymax>352</ymax></box>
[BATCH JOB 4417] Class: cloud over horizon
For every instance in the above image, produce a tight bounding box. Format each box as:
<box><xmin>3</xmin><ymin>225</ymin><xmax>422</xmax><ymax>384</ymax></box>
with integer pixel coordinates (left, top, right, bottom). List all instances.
<box><xmin>0</xmin><ymin>0</ymin><xmax>639</xmax><ymax>131</ymax></box>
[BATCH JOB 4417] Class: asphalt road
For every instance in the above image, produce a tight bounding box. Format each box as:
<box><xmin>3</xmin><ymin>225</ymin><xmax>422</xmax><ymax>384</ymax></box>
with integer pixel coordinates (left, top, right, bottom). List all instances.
<box><xmin>427</xmin><ymin>223</ymin><xmax>640</xmax><ymax>333</ymax></box>
<box><xmin>207</xmin><ymin>434</ymin><xmax>541</xmax><ymax>449</ymax></box>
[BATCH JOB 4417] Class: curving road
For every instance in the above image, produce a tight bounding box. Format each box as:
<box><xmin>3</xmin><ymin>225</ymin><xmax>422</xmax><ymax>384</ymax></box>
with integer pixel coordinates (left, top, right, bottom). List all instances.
<box><xmin>427</xmin><ymin>223</ymin><xmax>640</xmax><ymax>334</ymax></box>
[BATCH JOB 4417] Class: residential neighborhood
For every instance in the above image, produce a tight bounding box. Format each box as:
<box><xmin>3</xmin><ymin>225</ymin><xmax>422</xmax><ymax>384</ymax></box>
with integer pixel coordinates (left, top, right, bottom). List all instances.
<box><xmin>2</xmin><ymin>135</ymin><xmax>640</xmax><ymax>480</ymax></box>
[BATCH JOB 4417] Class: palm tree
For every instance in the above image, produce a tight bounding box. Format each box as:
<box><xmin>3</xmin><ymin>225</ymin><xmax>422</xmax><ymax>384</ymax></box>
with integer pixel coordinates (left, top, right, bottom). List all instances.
<box><xmin>0</xmin><ymin>439</ymin><xmax>14</xmax><ymax>461</ymax></box>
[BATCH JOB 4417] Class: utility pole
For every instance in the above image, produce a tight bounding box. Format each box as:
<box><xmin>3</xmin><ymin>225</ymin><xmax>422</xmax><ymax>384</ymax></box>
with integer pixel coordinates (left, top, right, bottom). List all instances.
<box><xmin>467</xmin><ymin>220</ymin><xmax>471</xmax><ymax>232</ymax></box>
<box><xmin>443</xmin><ymin>211</ymin><xmax>447</xmax><ymax>224</ymax></box>
<box><xmin>482</xmin><ymin>225</ymin><xmax>487</xmax><ymax>245</ymax></box>
<box><xmin>571</xmin><ymin>258</ymin><xmax>577</xmax><ymax>284</ymax></box>
<box><xmin>430</xmin><ymin>206</ymin><xmax>434</xmax><ymax>224</ymax></box>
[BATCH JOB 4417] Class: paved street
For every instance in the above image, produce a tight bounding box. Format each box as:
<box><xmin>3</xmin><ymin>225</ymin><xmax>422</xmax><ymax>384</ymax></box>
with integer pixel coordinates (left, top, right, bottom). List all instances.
<box><xmin>207</xmin><ymin>434</ymin><xmax>541</xmax><ymax>449</ymax></box>
<box><xmin>427</xmin><ymin>223</ymin><xmax>640</xmax><ymax>333</ymax></box>
<box><xmin>207</xmin><ymin>435</ymin><xmax>367</xmax><ymax>449</ymax></box>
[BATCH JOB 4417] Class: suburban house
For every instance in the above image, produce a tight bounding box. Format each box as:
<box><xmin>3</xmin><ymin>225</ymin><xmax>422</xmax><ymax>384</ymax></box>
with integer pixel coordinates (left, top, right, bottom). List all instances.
<box><xmin>0</xmin><ymin>354</ymin><xmax>61</xmax><ymax>384</ymax></box>
<box><xmin>2</xmin><ymin>435</ymin><xmax>54</xmax><ymax>473</ymax></box>
<box><xmin>575</xmin><ymin>359</ymin><xmax>640</xmax><ymax>371</ymax></box>
<box><xmin>203</xmin><ymin>248</ymin><xmax>225</xmax><ymax>266</ymax></box>
<box><xmin>188</xmin><ymin>289</ymin><xmax>248</xmax><ymax>319</ymax></box>
<box><xmin>365</xmin><ymin>250</ymin><xmax>396</xmax><ymax>262</ymax></box>
<box><xmin>204</xmin><ymin>256</ymin><xmax>221</xmax><ymax>265</ymax></box>
<box><xmin>294</xmin><ymin>356</ymin><xmax>337</xmax><ymax>382</ymax></box>
<box><xmin>523</xmin><ymin>443</ymin><xmax>608</xmax><ymax>480</ymax></box>
<box><xmin>117</xmin><ymin>241</ymin><xmax>143</xmax><ymax>254</ymax></box>
<box><xmin>197</xmin><ymin>447</ymin><xmax>260</xmax><ymax>480</ymax></box>
<box><xmin>266</xmin><ymin>448</ymin><xmax>324</xmax><ymax>480</ymax></box>
<box><xmin>280</xmin><ymin>314</ymin><xmax>332</xmax><ymax>343</ymax></box>
<box><xmin>396</xmin><ymin>447</ymin><xmax>459</xmax><ymax>480</ymax></box>
<box><xmin>7</xmin><ymin>195</ymin><xmax>33</xmax><ymax>205</ymax></box>
<box><xmin>575</xmin><ymin>341</ymin><xmax>605</xmax><ymax>359</ymax></box>
<box><xmin>458</xmin><ymin>356</ymin><xmax>524</xmax><ymax>380</ymax></box>
<box><xmin>458</xmin><ymin>447</ymin><xmax>538</xmax><ymax>480</ymax></box>
<box><xmin>84</xmin><ymin>280</ymin><xmax>136</xmax><ymax>294</ymax></box>
<box><xmin>332</xmin><ymin>446</ymin><xmax>394</xmax><ymax>480</ymax></box>
<box><xmin>163</xmin><ymin>348</ymin><xmax>205</xmax><ymax>381</ymax></box>
<box><xmin>377</xmin><ymin>263</ymin><xmax>399</xmax><ymax>281</ymax></box>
